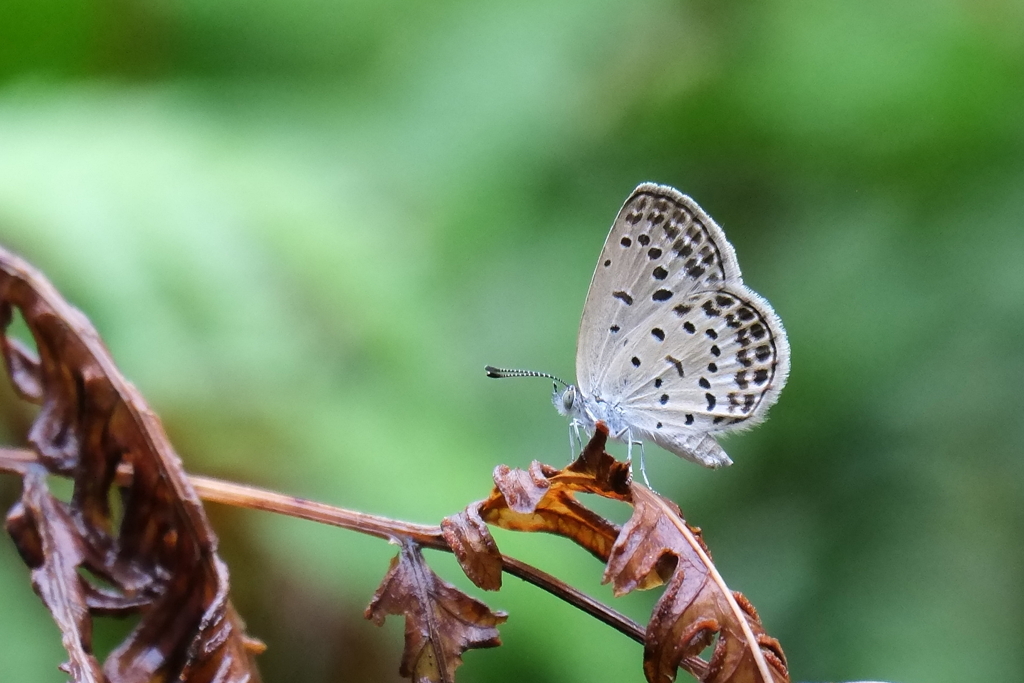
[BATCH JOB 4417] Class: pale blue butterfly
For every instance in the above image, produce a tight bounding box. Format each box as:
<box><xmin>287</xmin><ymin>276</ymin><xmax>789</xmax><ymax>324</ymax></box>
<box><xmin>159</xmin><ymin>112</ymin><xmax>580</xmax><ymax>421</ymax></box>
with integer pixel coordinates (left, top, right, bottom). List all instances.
<box><xmin>488</xmin><ymin>183</ymin><xmax>790</xmax><ymax>479</ymax></box>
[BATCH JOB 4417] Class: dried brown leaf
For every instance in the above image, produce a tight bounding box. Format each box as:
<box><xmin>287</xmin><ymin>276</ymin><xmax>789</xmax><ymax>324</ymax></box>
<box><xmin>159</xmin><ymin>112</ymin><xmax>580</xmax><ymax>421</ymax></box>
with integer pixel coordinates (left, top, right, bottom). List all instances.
<box><xmin>609</xmin><ymin>486</ymin><xmax>790</xmax><ymax>683</ymax></box>
<box><xmin>366</xmin><ymin>542</ymin><xmax>507</xmax><ymax>683</ymax></box>
<box><xmin>442</xmin><ymin>503</ymin><xmax>503</xmax><ymax>591</ymax></box>
<box><xmin>477</xmin><ymin>434</ymin><xmax>629</xmax><ymax>562</ymax></box>
<box><xmin>0</xmin><ymin>247</ymin><xmax>260</xmax><ymax>683</ymax></box>
<box><xmin>6</xmin><ymin>466</ymin><xmax>106</xmax><ymax>682</ymax></box>
<box><xmin>0</xmin><ymin>333</ymin><xmax>43</xmax><ymax>402</ymax></box>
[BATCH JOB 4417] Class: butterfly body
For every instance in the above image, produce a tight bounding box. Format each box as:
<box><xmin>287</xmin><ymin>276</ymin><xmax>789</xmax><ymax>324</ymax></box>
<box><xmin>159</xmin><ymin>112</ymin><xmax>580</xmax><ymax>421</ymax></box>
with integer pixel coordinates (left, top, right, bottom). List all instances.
<box><xmin>553</xmin><ymin>376</ymin><xmax>733</xmax><ymax>468</ymax></box>
<box><xmin>561</xmin><ymin>183</ymin><xmax>790</xmax><ymax>468</ymax></box>
<box><xmin>552</xmin><ymin>383</ymin><xmax>630</xmax><ymax>441</ymax></box>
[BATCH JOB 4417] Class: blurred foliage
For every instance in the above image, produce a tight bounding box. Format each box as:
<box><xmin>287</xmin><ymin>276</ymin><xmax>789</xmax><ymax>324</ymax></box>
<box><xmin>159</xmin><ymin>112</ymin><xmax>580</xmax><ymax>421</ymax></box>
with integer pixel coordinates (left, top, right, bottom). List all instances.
<box><xmin>0</xmin><ymin>0</ymin><xmax>1022</xmax><ymax>681</ymax></box>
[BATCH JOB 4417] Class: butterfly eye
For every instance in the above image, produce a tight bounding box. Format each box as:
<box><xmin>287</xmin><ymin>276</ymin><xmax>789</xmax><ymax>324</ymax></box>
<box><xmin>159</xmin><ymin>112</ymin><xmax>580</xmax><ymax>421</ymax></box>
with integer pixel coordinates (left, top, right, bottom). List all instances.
<box><xmin>562</xmin><ymin>389</ymin><xmax>575</xmax><ymax>411</ymax></box>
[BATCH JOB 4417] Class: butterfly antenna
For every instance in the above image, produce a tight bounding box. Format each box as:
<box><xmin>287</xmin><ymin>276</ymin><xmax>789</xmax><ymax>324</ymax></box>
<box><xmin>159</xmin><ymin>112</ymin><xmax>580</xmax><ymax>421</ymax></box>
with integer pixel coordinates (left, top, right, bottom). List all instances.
<box><xmin>484</xmin><ymin>365</ymin><xmax>569</xmax><ymax>388</ymax></box>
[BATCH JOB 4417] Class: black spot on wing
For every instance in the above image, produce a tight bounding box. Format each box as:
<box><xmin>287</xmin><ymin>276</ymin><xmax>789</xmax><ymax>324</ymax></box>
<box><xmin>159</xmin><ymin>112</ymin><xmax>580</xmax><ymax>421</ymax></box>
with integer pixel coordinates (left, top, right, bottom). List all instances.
<box><xmin>613</xmin><ymin>291</ymin><xmax>633</xmax><ymax>305</ymax></box>
<box><xmin>672</xmin><ymin>240</ymin><xmax>693</xmax><ymax>258</ymax></box>
<box><xmin>665</xmin><ymin>210</ymin><xmax>685</xmax><ymax>240</ymax></box>
<box><xmin>665</xmin><ymin>356</ymin><xmax>685</xmax><ymax>377</ymax></box>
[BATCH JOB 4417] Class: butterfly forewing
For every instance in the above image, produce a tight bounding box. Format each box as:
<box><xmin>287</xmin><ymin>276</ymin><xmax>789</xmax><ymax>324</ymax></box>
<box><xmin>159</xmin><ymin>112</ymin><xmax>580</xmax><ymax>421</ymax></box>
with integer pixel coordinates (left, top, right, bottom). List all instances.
<box><xmin>577</xmin><ymin>183</ymin><xmax>742</xmax><ymax>395</ymax></box>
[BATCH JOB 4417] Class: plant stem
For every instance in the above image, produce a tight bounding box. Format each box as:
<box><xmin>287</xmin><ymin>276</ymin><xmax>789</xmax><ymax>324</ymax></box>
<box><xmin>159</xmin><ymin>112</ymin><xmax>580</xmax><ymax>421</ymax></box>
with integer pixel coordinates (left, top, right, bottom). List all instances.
<box><xmin>0</xmin><ymin>447</ymin><xmax>647</xmax><ymax>646</ymax></box>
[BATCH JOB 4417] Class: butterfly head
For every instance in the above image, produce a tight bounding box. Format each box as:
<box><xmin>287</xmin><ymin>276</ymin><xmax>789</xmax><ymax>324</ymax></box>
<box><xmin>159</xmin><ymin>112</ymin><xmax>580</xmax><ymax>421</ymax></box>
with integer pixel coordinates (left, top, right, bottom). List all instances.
<box><xmin>552</xmin><ymin>383</ymin><xmax>580</xmax><ymax>418</ymax></box>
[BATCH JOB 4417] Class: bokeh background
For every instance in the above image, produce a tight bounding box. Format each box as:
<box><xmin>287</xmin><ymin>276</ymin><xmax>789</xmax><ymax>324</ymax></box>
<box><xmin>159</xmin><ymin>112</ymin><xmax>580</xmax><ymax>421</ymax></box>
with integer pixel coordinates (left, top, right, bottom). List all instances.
<box><xmin>1</xmin><ymin>1</ymin><xmax>1022</xmax><ymax>681</ymax></box>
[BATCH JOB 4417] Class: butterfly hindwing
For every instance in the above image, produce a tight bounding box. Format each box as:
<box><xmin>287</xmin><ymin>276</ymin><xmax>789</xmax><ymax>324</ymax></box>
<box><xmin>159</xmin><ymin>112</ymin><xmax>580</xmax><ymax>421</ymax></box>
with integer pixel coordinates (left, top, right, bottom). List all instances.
<box><xmin>613</xmin><ymin>288</ymin><xmax>789</xmax><ymax>462</ymax></box>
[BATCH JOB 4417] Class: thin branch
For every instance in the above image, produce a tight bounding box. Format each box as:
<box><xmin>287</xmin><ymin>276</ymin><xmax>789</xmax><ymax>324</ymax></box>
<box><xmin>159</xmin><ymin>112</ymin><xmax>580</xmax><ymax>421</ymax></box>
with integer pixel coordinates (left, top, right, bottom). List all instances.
<box><xmin>0</xmin><ymin>447</ymin><xmax>648</xmax><ymax>647</ymax></box>
<box><xmin>185</xmin><ymin>471</ymin><xmax>446</xmax><ymax>545</ymax></box>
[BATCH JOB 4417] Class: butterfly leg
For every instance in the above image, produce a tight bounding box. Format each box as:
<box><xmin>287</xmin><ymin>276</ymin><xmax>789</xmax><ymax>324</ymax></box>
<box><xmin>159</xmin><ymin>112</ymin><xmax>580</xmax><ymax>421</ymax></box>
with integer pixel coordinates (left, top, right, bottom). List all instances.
<box><xmin>621</xmin><ymin>431</ymin><xmax>650</xmax><ymax>486</ymax></box>
<box><xmin>567</xmin><ymin>419</ymin><xmax>586</xmax><ymax>461</ymax></box>
<box><xmin>634</xmin><ymin>440</ymin><xmax>651</xmax><ymax>488</ymax></box>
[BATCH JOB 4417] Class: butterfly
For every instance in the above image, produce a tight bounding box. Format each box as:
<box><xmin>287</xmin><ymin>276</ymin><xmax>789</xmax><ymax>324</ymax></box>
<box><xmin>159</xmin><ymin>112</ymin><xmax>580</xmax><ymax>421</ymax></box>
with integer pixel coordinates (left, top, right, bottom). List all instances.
<box><xmin>487</xmin><ymin>183</ymin><xmax>790</xmax><ymax>474</ymax></box>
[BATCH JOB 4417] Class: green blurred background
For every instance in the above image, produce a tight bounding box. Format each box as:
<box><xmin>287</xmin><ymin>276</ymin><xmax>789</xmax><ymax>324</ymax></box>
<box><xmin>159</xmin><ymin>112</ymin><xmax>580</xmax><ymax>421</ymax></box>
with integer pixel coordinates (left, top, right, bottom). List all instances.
<box><xmin>0</xmin><ymin>0</ymin><xmax>1022</xmax><ymax>681</ymax></box>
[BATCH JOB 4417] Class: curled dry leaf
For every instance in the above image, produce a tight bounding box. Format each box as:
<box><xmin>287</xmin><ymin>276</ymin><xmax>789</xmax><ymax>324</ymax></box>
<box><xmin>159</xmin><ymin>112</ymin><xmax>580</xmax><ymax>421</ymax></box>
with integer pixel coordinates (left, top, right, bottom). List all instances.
<box><xmin>478</xmin><ymin>442</ymin><xmax>629</xmax><ymax>562</ymax></box>
<box><xmin>454</xmin><ymin>425</ymin><xmax>789</xmax><ymax>683</ymax></box>
<box><xmin>0</xmin><ymin>247</ymin><xmax>260</xmax><ymax>682</ymax></box>
<box><xmin>6</xmin><ymin>466</ymin><xmax>106</xmax><ymax>682</ymax></box>
<box><xmin>613</xmin><ymin>486</ymin><xmax>788</xmax><ymax>683</ymax></box>
<box><xmin>365</xmin><ymin>542</ymin><xmax>507</xmax><ymax>683</ymax></box>
<box><xmin>441</xmin><ymin>503</ymin><xmax>503</xmax><ymax>591</ymax></box>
